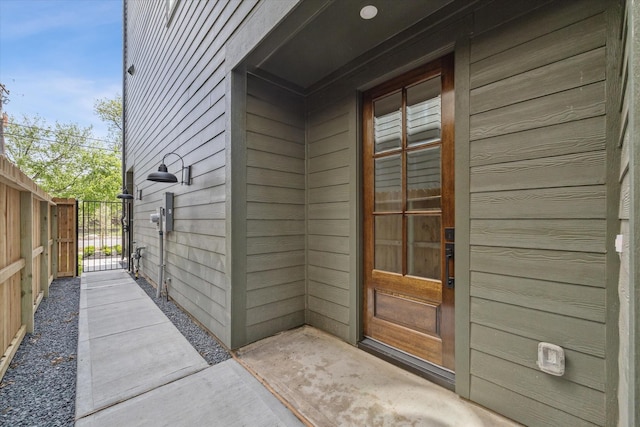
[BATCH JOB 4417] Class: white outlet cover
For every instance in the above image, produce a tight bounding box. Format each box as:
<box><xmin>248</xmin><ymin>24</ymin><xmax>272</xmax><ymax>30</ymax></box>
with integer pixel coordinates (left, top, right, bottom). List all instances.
<box><xmin>615</xmin><ymin>234</ymin><xmax>624</xmax><ymax>253</ymax></box>
<box><xmin>537</xmin><ymin>342</ymin><xmax>565</xmax><ymax>376</ymax></box>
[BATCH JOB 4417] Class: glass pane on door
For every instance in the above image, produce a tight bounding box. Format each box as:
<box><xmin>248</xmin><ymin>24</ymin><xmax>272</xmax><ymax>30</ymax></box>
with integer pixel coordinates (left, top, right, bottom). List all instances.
<box><xmin>375</xmin><ymin>154</ymin><xmax>402</xmax><ymax>212</ymax></box>
<box><xmin>407</xmin><ymin>77</ymin><xmax>441</xmax><ymax>147</ymax></box>
<box><xmin>374</xmin><ymin>92</ymin><xmax>402</xmax><ymax>153</ymax></box>
<box><xmin>407</xmin><ymin>215</ymin><xmax>441</xmax><ymax>280</ymax></box>
<box><xmin>375</xmin><ymin>215</ymin><xmax>402</xmax><ymax>273</ymax></box>
<box><xmin>407</xmin><ymin>146</ymin><xmax>441</xmax><ymax>211</ymax></box>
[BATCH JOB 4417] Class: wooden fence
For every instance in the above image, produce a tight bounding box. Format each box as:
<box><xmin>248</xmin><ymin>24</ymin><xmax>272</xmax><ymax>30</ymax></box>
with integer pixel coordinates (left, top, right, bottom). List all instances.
<box><xmin>0</xmin><ymin>156</ymin><xmax>56</xmax><ymax>381</ymax></box>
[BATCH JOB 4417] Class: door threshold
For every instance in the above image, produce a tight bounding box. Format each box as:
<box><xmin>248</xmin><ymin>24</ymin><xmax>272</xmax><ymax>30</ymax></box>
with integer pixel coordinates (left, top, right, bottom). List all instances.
<box><xmin>358</xmin><ymin>338</ymin><xmax>455</xmax><ymax>391</ymax></box>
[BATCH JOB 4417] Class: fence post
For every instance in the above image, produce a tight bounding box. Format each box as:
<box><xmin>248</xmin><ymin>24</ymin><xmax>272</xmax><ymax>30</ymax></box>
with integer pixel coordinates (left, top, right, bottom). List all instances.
<box><xmin>40</xmin><ymin>201</ymin><xmax>50</xmax><ymax>298</ymax></box>
<box><xmin>52</xmin><ymin>204</ymin><xmax>58</xmax><ymax>280</ymax></box>
<box><xmin>20</xmin><ymin>192</ymin><xmax>34</xmax><ymax>333</ymax></box>
<box><xmin>76</xmin><ymin>200</ymin><xmax>79</xmax><ymax>276</ymax></box>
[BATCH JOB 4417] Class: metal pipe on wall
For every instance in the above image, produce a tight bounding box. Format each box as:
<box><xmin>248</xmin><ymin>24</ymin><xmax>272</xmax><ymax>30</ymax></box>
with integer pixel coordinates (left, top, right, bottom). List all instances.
<box><xmin>157</xmin><ymin>207</ymin><xmax>164</xmax><ymax>298</ymax></box>
<box><xmin>122</xmin><ymin>0</ymin><xmax>129</xmax><ymax>271</ymax></box>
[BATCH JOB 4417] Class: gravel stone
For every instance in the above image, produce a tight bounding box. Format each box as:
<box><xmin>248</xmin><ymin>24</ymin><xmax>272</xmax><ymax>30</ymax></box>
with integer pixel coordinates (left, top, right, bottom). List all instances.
<box><xmin>0</xmin><ymin>277</ymin><xmax>80</xmax><ymax>427</ymax></box>
<box><xmin>0</xmin><ymin>272</ymin><xmax>230</xmax><ymax>426</ymax></box>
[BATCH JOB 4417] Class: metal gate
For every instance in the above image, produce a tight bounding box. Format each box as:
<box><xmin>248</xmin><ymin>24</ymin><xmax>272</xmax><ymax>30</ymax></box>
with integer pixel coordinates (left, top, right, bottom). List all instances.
<box><xmin>78</xmin><ymin>200</ymin><xmax>124</xmax><ymax>273</ymax></box>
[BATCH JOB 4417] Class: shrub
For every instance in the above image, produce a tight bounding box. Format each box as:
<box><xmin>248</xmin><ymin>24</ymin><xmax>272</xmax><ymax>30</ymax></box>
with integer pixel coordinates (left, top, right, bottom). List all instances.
<box><xmin>103</xmin><ymin>246</ymin><xmax>112</xmax><ymax>256</ymax></box>
<box><xmin>83</xmin><ymin>246</ymin><xmax>95</xmax><ymax>258</ymax></box>
<box><xmin>115</xmin><ymin>244</ymin><xmax>122</xmax><ymax>255</ymax></box>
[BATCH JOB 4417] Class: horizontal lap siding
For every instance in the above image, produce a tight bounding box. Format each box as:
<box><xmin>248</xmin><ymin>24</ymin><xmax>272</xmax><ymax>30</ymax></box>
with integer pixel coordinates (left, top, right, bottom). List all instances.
<box><xmin>125</xmin><ymin>0</ymin><xmax>259</xmax><ymax>345</ymax></box>
<box><xmin>468</xmin><ymin>1</ymin><xmax>608</xmax><ymax>425</ymax></box>
<box><xmin>245</xmin><ymin>75</ymin><xmax>306</xmax><ymax>343</ymax></box>
<box><xmin>306</xmin><ymin>97</ymin><xmax>352</xmax><ymax>341</ymax></box>
<box><xmin>616</xmin><ymin>1</ymin><xmax>631</xmax><ymax>425</ymax></box>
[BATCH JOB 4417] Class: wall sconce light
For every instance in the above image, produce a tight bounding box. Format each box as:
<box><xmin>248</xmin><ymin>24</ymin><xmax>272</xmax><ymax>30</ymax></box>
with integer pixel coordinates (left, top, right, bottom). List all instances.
<box><xmin>127</xmin><ymin>65</ymin><xmax>135</xmax><ymax>75</ymax></box>
<box><xmin>137</xmin><ymin>187</ymin><xmax>143</xmax><ymax>200</ymax></box>
<box><xmin>116</xmin><ymin>188</ymin><xmax>134</xmax><ymax>200</ymax></box>
<box><xmin>146</xmin><ymin>152</ymin><xmax>191</xmax><ymax>185</ymax></box>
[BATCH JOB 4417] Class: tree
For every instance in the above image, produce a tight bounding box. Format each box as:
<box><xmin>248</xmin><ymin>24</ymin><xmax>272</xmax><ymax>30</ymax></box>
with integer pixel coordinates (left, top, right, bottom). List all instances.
<box><xmin>4</xmin><ymin>114</ymin><xmax>121</xmax><ymax>200</ymax></box>
<box><xmin>94</xmin><ymin>96</ymin><xmax>122</xmax><ymax>151</ymax></box>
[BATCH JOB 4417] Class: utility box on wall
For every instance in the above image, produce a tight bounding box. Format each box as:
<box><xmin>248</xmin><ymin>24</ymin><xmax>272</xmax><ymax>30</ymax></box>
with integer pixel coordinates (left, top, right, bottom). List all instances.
<box><xmin>164</xmin><ymin>192</ymin><xmax>174</xmax><ymax>232</ymax></box>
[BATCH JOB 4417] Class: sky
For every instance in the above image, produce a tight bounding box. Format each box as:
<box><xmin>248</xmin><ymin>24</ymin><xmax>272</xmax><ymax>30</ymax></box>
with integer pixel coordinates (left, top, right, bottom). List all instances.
<box><xmin>0</xmin><ymin>0</ymin><xmax>122</xmax><ymax>143</ymax></box>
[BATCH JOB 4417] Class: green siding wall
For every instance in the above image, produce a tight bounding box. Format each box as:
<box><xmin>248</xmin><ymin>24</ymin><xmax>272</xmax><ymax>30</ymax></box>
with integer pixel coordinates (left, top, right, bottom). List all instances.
<box><xmin>125</xmin><ymin>0</ymin><xmax>261</xmax><ymax>345</ymax></box>
<box><xmin>467</xmin><ymin>2</ymin><xmax>610</xmax><ymax>425</ymax></box>
<box><xmin>306</xmin><ymin>96</ymin><xmax>354</xmax><ymax>341</ymax></box>
<box><xmin>244</xmin><ymin>74</ymin><xmax>306</xmax><ymax>343</ymax></box>
<box><xmin>616</xmin><ymin>1</ymin><xmax>632</xmax><ymax>425</ymax></box>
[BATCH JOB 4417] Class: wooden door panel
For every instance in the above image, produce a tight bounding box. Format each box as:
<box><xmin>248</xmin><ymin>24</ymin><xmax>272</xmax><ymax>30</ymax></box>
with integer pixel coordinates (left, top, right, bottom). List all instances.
<box><xmin>375</xmin><ymin>291</ymin><xmax>439</xmax><ymax>335</ymax></box>
<box><xmin>371</xmin><ymin>271</ymin><xmax>442</xmax><ymax>302</ymax></box>
<box><xmin>367</xmin><ymin>317</ymin><xmax>443</xmax><ymax>365</ymax></box>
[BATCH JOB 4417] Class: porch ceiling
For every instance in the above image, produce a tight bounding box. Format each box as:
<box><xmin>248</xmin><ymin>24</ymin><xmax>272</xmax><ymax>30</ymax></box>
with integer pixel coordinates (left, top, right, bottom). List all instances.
<box><xmin>257</xmin><ymin>0</ymin><xmax>453</xmax><ymax>90</ymax></box>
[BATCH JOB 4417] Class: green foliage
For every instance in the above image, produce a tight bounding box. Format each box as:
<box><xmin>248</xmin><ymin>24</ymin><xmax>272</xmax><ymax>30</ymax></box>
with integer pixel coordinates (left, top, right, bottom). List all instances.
<box><xmin>94</xmin><ymin>96</ymin><xmax>122</xmax><ymax>152</ymax></box>
<box><xmin>83</xmin><ymin>245</ymin><xmax>95</xmax><ymax>258</ymax></box>
<box><xmin>100</xmin><ymin>245</ymin><xmax>122</xmax><ymax>257</ymax></box>
<box><xmin>4</xmin><ymin>113</ymin><xmax>121</xmax><ymax>200</ymax></box>
<box><xmin>78</xmin><ymin>255</ymin><xmax>83</xmax><ymax>275</ymax></box>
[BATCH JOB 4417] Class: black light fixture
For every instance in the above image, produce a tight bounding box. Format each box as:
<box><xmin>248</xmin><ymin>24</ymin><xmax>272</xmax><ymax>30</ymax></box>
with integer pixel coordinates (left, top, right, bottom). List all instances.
<box><xmin>117</xmin><ymin>188</ymin><xmax>134</xmax><ymax>200</ymax></box>
<box><xmin>127</xmin><ymin>65</ymin><xmax>135</xmax><ymax>75</ymax></box>
<box><xmin>147</xmin><ymin>152</ymin><xmax>191</xmax><ymax>185</ymax></box>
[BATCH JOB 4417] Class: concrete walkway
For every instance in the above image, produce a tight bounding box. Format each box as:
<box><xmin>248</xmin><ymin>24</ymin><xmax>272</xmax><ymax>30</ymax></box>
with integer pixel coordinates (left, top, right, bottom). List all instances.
<box><xmin>74</xmin><ymin>270</ymin><xmax>302</xmax><ymax>426</ymax></box>
<box><xmin>75</xmin><ymin>270</ymin><xmax>518</xmax><ymax>426</ymax></box>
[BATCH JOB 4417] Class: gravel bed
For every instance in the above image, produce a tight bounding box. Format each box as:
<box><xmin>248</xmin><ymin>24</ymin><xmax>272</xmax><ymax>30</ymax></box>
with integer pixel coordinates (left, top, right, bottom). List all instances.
<box><xmin>133</xmin><ymin>275</ymin><xmax>231</xmax><ymax>365</ymax></box>
<box><xmin>0</xmin><ymin>277</ymin><xmax>80</xmax><ymax>427</ymax></box>
<box><xmin>0</xmin><ymin>272</ymin><xmax>230</xmax><ymax>426</ymax></box>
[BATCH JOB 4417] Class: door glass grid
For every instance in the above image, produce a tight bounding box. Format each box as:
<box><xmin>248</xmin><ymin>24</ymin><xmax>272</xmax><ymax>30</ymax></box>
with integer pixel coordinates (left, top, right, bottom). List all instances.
<box><xmin>372</xmin><ymin>75</ymin><xmax>443</xmax><ymax>281</ymax></box>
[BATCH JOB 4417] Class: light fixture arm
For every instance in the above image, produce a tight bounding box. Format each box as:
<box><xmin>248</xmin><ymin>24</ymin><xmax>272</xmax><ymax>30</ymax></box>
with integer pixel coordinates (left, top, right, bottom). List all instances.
<box><xmin>158</xmin><ymin>152</ymin><xmax>191</xmax><ymax>185</ymax></box>
<box><xmin>146</xmin><ymin>151</ymin><xmax>192</xmax><ymax>185</ymax></box>
<box><xmin>161</xmin><ymin>152</ymin><xmax>183</xmax><ymax>167</ymax></box>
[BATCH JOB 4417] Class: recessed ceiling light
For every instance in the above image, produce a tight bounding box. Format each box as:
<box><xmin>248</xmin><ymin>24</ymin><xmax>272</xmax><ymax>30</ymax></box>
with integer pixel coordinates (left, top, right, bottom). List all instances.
<box><xmin>360</xmin><ymin>5</ymin><xmax>378</xmax><ymax>20</ymax></box>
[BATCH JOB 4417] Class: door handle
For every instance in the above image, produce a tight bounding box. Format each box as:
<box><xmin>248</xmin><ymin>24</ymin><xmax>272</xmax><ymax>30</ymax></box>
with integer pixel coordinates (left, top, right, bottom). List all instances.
<box><xmin>445</xmin><ymin>242</ymin><xmax>454</xmax><ymax>289</ymax></box>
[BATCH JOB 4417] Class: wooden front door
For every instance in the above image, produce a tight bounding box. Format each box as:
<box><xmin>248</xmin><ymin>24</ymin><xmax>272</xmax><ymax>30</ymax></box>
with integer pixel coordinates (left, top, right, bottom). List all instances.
<box><xmin>363</xmin><ymin>55</ymin><xmax>454</xmax><ymax>370</ymax></box>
